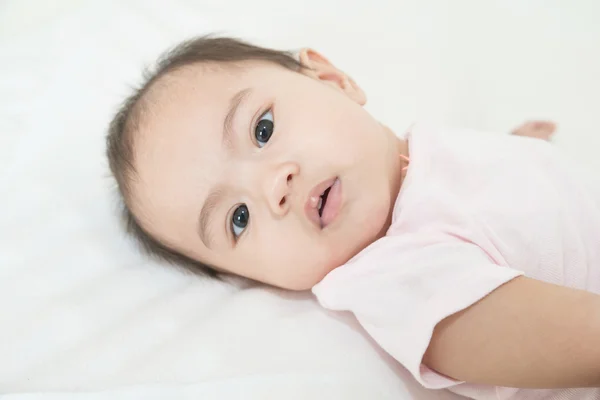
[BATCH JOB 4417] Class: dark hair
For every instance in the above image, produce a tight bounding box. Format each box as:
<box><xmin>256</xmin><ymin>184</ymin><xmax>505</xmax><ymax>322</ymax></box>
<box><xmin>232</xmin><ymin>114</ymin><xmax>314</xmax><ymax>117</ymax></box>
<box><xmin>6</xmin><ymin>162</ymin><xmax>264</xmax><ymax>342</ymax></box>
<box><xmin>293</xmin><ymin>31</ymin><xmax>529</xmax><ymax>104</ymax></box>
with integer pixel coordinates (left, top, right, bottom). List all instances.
<box><xmin>106</xmin><ymin>35</ymin><xmax>304</xmax><ymax>278</ymax></box>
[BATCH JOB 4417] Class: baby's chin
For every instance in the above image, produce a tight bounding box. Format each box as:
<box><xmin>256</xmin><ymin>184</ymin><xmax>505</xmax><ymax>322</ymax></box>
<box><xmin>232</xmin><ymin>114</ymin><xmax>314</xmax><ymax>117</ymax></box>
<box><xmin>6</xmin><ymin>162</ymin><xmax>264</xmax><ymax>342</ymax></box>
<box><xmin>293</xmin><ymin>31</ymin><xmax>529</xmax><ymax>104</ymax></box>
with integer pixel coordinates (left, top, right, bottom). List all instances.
<box><xmin>280</xmin><ymin>201</ymin><xmax>391</xmax><ymax>291</ymax></box>
<box><xmin>276</xmin><ymin>238</ymin><xmax>377</xmax><ymax>291</ymax></box>
<box><xmin>276</xmin><ymin>253</ymin><xmax>348</xmax><ymax>291</ymax></box>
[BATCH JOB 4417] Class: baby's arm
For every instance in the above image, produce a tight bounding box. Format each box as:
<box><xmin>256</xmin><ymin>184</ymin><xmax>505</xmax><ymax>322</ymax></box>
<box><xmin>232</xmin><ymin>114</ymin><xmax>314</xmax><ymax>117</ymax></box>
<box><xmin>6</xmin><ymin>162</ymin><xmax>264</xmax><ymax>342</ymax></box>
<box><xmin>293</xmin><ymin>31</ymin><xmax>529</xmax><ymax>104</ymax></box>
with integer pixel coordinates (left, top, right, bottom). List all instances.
<box><xmin>511</xmin><ymin>120</ymin><xmax>556</xmax><ymax>140</ymax></box>
<box><xmin>424</xmin><ymin>276</ymin><xmax>600</xmax><ymax>388</ymax></box>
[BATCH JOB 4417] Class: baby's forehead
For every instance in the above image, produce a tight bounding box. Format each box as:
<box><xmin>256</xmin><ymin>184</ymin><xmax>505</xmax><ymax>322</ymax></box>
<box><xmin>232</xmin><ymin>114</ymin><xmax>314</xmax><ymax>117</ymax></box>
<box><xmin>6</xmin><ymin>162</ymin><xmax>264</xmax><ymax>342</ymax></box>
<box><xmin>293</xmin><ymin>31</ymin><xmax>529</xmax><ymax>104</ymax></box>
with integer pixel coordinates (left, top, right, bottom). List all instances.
<box><xmin>135</xmin><ymin>62</ymin><xmax>260</xmax><ymax>168</ymax></box>
<box><xmin>150</xmin><ymin>60</ymin><xmax>295</xmax><ymax>109</ymax></box>
<box><xmin>140</xmin><ymin>61</ymin><xmax>283</xmax><ymax>137</ymax></box>
<box><xmin>137</xmin><ymin>59</ymin><xmax>295</xmax><ymax>159</ymax></box>
<box><xmin>144</xmin><ymin>63</ymin><xmax>221</xmax><ymax>105</ymax></box>
<box><xmin>146</xmin><ymin>60</ymin><xmax>270</xmax><ymax>101</ymax></box>
<box><xmin>132</xmin><ymin>65</ymin><xmax>228</xmax><ymax>215</ymax></box>
<box><xmin>138</xmin><ymin>65</ymin><xmax>229</xmax><ymax>133</ymax></box>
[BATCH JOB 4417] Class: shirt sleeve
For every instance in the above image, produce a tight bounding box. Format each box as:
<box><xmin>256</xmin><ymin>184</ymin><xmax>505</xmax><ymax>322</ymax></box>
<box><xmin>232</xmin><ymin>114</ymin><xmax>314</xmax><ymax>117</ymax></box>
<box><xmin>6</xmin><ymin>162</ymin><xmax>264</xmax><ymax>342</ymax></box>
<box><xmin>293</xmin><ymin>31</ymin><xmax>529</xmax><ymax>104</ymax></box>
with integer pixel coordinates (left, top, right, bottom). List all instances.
<box><xmin>311</xmin><ymin>235</ymin><xmax>523</xmax><ymax>389</ymax></box>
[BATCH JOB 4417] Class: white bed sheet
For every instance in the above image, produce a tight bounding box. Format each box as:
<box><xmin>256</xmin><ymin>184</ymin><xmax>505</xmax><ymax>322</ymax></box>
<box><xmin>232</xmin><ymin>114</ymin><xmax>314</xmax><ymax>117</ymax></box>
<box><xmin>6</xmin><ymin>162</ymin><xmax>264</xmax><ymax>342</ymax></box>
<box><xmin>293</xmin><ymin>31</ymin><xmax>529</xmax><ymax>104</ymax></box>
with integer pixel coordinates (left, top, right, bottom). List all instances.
<box><xmin>1</xmin><ymin>1</ymin><xmax>599</xmax><ymax>399</ymax></box>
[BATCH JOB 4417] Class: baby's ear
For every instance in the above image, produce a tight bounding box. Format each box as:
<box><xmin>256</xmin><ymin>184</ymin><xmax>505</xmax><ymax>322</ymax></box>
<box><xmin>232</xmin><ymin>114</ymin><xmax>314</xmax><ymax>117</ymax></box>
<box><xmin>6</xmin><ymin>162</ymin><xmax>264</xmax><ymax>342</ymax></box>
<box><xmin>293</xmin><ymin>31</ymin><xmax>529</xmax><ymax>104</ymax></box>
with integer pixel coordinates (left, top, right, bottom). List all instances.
<box><xmin>298</xmin><ymin>48</ymin><xmax>366</xmax><ymax>105</ymax></box>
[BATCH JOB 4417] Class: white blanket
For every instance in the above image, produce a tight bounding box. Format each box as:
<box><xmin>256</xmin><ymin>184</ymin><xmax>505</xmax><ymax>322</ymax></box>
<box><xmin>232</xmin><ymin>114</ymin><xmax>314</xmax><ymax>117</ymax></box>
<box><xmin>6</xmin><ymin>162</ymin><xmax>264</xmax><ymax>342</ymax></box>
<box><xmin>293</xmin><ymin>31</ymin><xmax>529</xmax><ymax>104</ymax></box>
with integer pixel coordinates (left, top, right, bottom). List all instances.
<box><xmin>1</xmin><ymin>1</ymin><xmax>598</xmax><ymax>399</ymax></box>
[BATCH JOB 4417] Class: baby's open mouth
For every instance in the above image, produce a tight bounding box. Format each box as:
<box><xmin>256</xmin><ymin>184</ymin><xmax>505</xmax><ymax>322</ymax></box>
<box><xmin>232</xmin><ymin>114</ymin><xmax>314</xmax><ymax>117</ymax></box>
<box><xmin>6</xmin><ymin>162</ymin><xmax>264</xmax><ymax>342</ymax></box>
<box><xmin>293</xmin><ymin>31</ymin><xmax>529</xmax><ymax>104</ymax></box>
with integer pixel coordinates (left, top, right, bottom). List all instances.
<box><xmin>305</xmin><ymin>177</ymin><xmax>342</xmax><ymax>229</ymax></box>
<box><xmin>317</xmin><ymin>186</ymin><xmax>332</xmax><ymax>217</ymax></box>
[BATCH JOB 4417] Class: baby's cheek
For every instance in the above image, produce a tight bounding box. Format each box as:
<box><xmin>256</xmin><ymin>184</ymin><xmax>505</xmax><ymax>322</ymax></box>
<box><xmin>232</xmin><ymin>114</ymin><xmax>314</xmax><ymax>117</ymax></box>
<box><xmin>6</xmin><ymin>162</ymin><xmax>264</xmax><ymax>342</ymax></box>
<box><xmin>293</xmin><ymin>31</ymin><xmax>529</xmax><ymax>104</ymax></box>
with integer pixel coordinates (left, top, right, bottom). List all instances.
<box><xmin>273</xmin><ymin>241</ymin><xmax>331</xmax><ymax>290</ymax></box>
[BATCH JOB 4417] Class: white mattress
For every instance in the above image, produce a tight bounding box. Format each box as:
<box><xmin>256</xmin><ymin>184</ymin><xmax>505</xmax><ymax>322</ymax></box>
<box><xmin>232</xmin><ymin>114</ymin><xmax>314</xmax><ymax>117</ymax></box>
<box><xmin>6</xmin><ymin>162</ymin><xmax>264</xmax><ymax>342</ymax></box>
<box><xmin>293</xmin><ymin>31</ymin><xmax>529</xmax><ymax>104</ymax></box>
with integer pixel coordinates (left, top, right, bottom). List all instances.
<box><xmin>1</xmin><ymin>1</ymin><xmax>599</xmax><ymax>399</ymax></box>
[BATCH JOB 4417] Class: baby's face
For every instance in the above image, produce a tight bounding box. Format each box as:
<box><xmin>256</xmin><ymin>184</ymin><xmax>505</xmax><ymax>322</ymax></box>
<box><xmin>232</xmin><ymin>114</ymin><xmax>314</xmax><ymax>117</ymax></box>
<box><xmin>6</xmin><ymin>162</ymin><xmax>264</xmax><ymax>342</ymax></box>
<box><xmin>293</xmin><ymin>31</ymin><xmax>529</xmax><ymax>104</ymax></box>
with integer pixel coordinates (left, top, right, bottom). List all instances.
<box><xmin>133</xmin><ymin>53</ymin><xmax>403</xmax><ymax>290</ymax></box>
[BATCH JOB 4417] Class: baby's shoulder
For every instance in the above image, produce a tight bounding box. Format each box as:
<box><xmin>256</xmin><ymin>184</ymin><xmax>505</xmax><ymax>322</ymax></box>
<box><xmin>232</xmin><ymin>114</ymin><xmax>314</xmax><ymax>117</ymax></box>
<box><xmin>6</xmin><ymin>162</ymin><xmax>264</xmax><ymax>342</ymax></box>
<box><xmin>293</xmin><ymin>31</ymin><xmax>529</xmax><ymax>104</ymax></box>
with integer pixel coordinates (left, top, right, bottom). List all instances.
<box><xmin>411</xmin><ymin>122</ymin><xmax>554</xmax><ymax>161</ymax></box>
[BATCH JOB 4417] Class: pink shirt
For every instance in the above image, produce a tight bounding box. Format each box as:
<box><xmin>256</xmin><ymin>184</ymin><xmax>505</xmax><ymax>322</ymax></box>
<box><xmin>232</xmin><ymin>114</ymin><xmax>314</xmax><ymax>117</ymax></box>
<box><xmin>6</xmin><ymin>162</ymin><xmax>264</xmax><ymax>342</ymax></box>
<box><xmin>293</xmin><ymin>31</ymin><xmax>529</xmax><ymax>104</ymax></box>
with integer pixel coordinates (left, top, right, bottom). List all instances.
<box><xmin>313</xmin><ymin>124</ymin><xmax>600</xmax><ymax>400</ymax></box>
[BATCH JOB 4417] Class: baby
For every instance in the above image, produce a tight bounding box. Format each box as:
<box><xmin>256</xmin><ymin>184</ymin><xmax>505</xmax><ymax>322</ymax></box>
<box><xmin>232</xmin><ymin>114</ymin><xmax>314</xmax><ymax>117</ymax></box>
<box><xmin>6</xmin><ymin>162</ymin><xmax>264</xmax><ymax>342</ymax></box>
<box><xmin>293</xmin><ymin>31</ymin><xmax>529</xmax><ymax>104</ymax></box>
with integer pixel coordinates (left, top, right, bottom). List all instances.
<box><xmin>106</xmin><ymin>36</ymin><xmax>600</xmax><ymax>399</ymax></box>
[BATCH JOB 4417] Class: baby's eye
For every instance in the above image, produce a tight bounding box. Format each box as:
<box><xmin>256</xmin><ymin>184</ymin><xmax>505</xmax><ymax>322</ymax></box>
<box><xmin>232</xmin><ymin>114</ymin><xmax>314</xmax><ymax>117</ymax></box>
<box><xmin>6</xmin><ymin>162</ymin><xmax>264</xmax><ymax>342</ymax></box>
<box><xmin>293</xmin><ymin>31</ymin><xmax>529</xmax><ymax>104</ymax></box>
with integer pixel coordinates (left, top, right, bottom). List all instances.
<box><xmin>254</xmin><ymin>109</ymin><xmax>274</xmax><ymax>147</ymax></box>
<box><xmin>231</xmin><ymin>204</ymin><xmax>249</xmax><ymax>239</ymax></box>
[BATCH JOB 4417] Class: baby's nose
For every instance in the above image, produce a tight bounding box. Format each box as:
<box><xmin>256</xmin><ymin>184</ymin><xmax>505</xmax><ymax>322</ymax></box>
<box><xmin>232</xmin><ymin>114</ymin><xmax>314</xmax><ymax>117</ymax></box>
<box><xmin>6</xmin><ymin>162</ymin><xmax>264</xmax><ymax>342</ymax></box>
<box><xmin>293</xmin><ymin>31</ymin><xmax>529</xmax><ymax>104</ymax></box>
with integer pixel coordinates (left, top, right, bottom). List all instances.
<box><xmin>264</xmin><ymin>162</ymin><xmax>299</xmax><ymax>216</ymax></box>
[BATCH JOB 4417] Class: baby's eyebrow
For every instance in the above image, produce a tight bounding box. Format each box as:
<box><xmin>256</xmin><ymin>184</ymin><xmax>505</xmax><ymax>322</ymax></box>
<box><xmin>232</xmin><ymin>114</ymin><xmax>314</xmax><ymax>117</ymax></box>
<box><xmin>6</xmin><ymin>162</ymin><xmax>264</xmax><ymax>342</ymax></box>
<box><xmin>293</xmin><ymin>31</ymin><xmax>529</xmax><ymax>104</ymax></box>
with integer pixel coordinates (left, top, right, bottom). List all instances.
<box><xmin>222</xmin><ymin>87</ymin><xmax>252</xmax><ymax>152</ymax></box>
<box><xmin>198</xmin><ymin>186</ymin><xmax>224</xmax><ymax>249</ymax></box>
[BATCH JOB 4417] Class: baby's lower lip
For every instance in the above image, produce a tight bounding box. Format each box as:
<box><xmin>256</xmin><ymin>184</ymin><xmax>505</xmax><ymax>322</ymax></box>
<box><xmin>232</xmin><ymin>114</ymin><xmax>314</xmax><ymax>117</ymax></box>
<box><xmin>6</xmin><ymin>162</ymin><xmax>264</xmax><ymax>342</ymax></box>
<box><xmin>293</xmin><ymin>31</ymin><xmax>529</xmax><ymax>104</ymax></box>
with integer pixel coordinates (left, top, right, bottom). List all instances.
<box><xmin>321</xmin><ymin>178</ymin><xmax>342</xmax><ymax>228</ymax></box>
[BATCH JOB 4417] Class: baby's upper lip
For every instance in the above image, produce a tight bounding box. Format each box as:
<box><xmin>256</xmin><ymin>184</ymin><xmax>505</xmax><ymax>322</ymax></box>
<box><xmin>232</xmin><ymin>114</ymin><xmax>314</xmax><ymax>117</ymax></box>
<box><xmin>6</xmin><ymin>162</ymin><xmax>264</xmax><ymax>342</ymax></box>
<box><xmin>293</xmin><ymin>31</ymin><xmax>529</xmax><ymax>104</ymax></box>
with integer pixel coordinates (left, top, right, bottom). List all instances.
<box><xmin>304</xmin><ymin>177</ymin><xmax>337</xmax><ymax>228</ymax></box>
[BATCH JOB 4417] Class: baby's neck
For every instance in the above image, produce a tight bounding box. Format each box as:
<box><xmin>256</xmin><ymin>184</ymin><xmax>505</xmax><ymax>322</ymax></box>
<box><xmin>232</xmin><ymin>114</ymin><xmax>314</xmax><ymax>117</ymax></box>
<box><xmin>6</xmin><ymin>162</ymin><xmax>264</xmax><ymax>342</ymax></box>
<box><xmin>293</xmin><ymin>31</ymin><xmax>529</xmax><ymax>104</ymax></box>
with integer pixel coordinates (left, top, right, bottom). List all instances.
<box><xmin>390</xmin><ymin>126</ymin><xmax>410</xmax><ymax>197</ymax></box>
<box><xmin>376</xmin><ymin>126</ymin><xmax>409</xmax><ymax>240</ymax></box>
<box><xmin>397</xmin><ymin>137</ymin><xmax>410</xmax><ymax>173</ymax></box>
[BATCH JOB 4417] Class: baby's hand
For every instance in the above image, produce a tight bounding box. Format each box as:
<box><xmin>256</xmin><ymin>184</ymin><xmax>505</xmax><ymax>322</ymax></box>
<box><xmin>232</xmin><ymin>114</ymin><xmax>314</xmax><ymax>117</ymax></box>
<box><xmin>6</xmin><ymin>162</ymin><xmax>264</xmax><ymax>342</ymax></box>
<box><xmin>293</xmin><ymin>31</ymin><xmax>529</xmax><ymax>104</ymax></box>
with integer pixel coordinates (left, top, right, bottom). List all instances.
<box><xmin>511</xmin><ymin>120</ymin><xmax>556</xmax><ymax>141</ymax></box>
